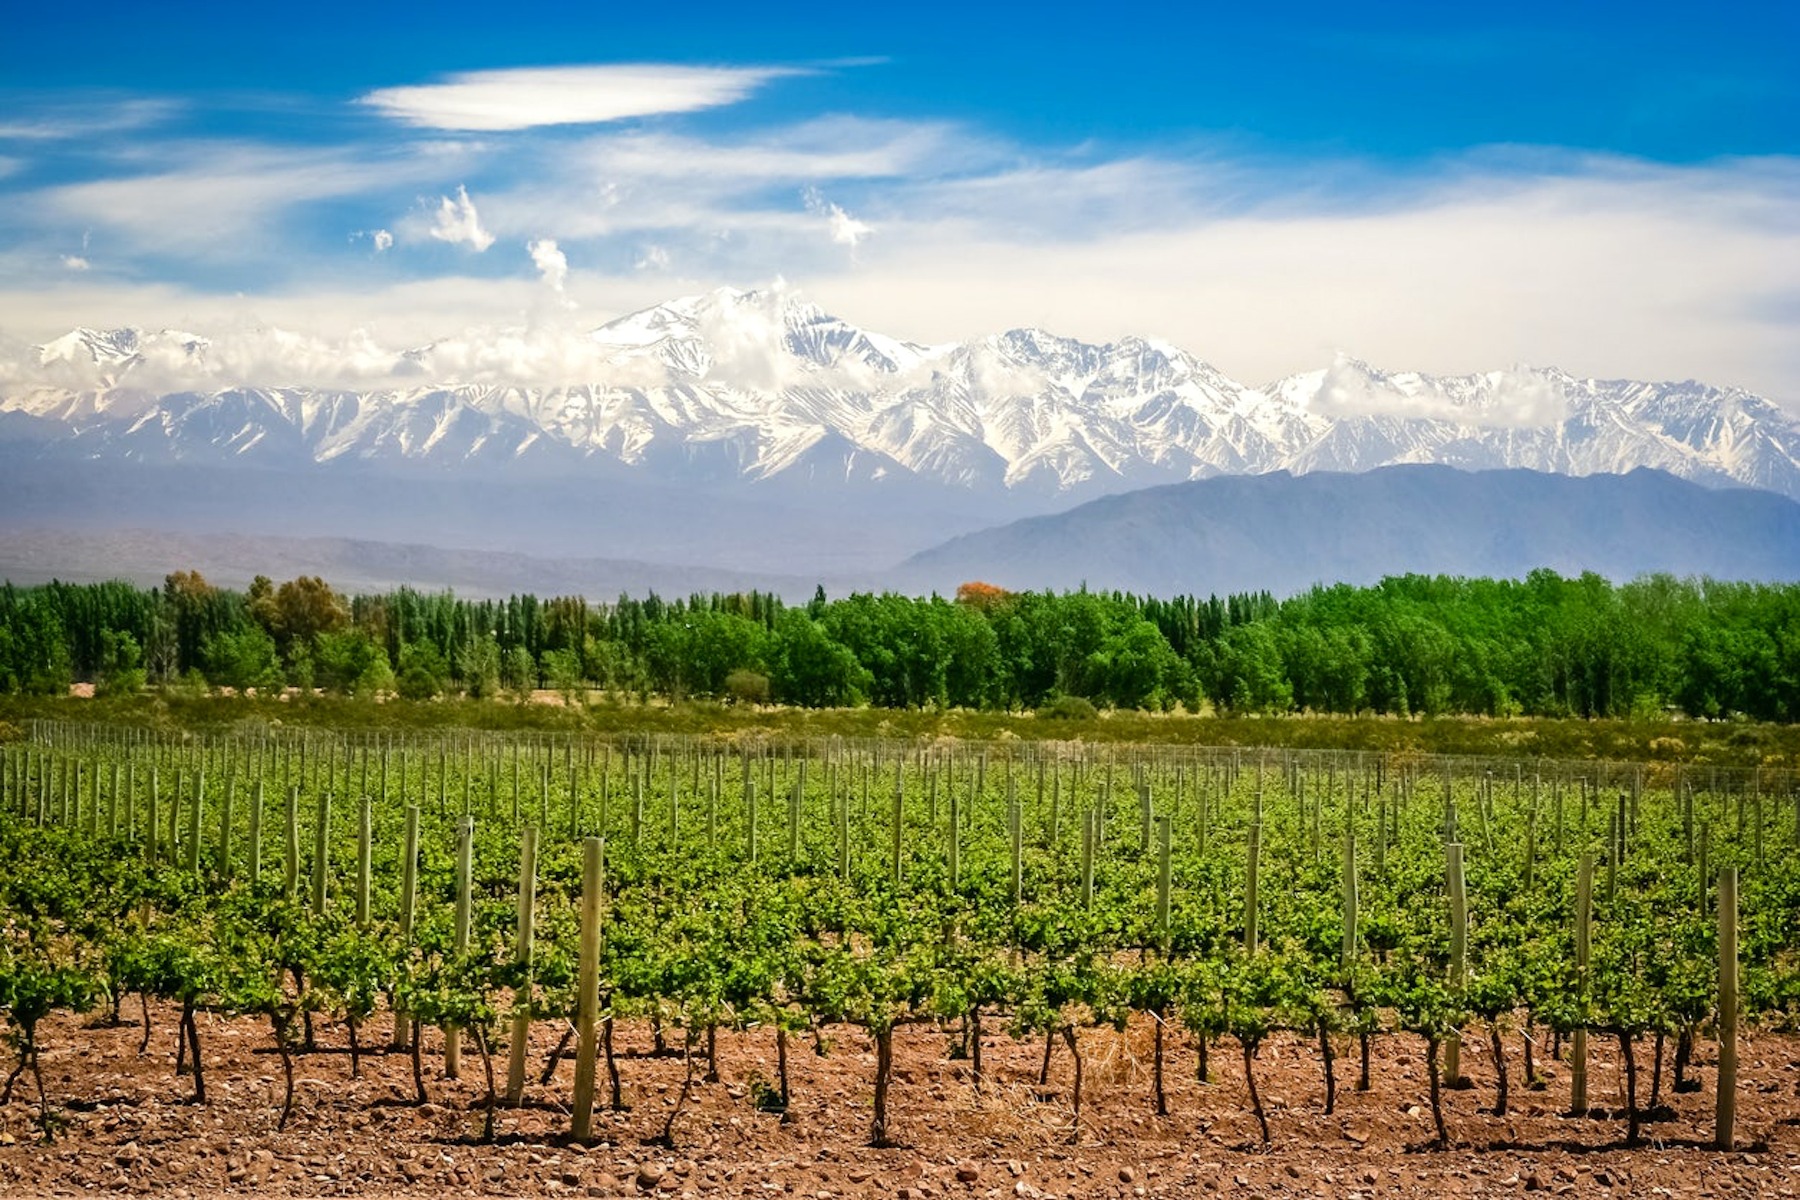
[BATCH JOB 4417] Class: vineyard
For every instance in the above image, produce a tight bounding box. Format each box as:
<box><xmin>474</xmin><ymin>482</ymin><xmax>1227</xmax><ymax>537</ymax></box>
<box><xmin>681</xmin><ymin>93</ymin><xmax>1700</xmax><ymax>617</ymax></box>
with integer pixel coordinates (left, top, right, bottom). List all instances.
<box><xmin>2</xmin><ymin>721</ymin><xmax>1799</xmax><ymax>1194</ymax></box>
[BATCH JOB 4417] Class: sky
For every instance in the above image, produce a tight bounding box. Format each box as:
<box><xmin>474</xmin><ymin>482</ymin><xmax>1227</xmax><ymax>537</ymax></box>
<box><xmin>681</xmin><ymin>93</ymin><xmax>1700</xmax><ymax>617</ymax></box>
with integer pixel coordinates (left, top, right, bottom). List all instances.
<box><xmin>0</xmin><ymin>0</ymin><xmax>1796</xmax><ymax>399</ymax></box>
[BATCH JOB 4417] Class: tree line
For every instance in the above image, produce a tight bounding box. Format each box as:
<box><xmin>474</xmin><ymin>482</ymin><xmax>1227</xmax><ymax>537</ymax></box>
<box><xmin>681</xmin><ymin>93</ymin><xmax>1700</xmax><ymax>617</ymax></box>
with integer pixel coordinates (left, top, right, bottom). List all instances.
<box><xmin>0</xmin><ymin>569</ymin><xmax>1795</xmax><ymax>720</ymax></box>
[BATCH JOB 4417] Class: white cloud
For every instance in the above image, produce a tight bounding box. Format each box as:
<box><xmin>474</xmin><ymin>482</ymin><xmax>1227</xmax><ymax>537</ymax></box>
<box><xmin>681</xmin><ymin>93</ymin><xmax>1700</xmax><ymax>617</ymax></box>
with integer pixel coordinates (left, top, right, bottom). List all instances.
<box><xmin>528</xmin><ymin>238</ymin><xmax>568</xmax><ymax>290</ymax></box>
<box><xmin>803</xmin><ymin>156</ymin><xmax>1800</xmax><ymax>401</ymax></box>
<box><xmin>0</xmin><ymin>99</ymin><xmax>181</xmax><ymax>141</ymax></box>
<box><xmin>372</xmin><ymin>228</ymin><xmax>394</xmax><ymax>253</ymax></box>
<box><xmin>27</xmin><ymin>142</ymin><xmax>468</xmax><ymax>259</ymax></box>
<box><xmin>1307</xmin><ymin>357</ymin><xmax>1571</xmax><ymax>427</ymax></box>
<box><xmin>1</xmin><ymin>96</ymin><xmax>1794</xmax><ymax>408</ymax></box>
<box><xmin>802</xmin><ymin>187</ymin><xmax>872</xmax><ymax>248</ymax></box>
<box><xmin>429</xmin><ymin>186</ymin><xmax>494</xmax><ymax>252</ymax></box>
<box><xmin>60</xmin><ymin>254</ymin><xmax>89</xmax><ymax>271</ymax></box>
<box><xmin>359</xmin><ymin>64</ymin><xmax>802</xmax><ymax>131</ymax></box>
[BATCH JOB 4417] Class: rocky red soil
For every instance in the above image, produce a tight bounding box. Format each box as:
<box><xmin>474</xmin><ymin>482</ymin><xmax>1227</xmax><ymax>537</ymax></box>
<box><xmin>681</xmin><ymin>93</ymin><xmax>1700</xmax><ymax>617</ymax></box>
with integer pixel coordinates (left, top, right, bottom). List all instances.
<box><xmin>2</xmin><ymin>1006</ymin><xmax>1797</xmax><ymax>1198</ymax></box>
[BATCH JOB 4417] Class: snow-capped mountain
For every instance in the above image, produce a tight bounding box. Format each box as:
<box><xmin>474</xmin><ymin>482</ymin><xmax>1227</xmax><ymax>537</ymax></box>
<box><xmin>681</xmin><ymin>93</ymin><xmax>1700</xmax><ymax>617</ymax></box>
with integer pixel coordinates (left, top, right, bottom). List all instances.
<box><xmin>4</xmin><ymin>286</ymin><xmax>1797</xmax><ymax>501</ymax></box>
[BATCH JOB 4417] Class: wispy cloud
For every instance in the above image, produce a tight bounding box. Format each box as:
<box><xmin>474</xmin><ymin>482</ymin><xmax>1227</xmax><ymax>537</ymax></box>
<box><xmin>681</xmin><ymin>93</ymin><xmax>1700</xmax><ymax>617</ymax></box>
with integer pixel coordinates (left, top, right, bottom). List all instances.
<box><xmin>26</xmin><ymin>141</ymin><xmax>470</xmax><ymax>259</ymax></box>
<box><xmin>802</xmin><ymin>187</ymin><xmax>872</xmax><ymax>248</ymax></box>
<box><xmin>359</xmin><ymin>64</ymin><xmax>803</xmax><ymax>131</ymax></box>
<box><xmin>0</xmin><ymin>97</ymin><xmax>181</xmax><ymax>141</ymax></box>
<box><xmin>0</xmin><ymin>78</ymin><xmax>1794</xmax><ymax>406</ymax></box>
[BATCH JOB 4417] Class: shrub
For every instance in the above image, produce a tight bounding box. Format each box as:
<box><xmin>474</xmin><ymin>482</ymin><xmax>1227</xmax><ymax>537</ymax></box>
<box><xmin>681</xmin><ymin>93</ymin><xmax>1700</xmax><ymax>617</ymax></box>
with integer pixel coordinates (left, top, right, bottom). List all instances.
<box><xmin>1036</xmin><ymin>694</ymin><xmax>1099</xmax><ymax>721</ymax></box>
<box><xmin>725</xmin><ymin>668</ymin><xmax>771</xmax><ymax>706</ymax></box>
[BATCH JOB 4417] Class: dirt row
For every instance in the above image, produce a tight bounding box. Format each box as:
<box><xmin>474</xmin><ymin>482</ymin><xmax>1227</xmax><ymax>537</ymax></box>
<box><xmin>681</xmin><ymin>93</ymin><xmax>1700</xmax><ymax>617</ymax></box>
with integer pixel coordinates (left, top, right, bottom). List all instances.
<box><xmin>2</xmin><ymin>1006</ymin><xmax>1797</xmax><ymax>1198</ymax></box>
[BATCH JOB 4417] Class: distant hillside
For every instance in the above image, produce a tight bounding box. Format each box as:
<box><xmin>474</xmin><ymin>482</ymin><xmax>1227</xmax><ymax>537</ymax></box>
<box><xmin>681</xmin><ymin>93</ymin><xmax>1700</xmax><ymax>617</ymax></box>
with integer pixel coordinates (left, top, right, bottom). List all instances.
<box><xmin>0</xmin><ymin>528</ymin><xmax>816</xmax><ymax>600</ymax></box>
<box><xmin>891</xmin><ymin>466</ymin><xmax>1800</xmax><ymax>596</ymax></box>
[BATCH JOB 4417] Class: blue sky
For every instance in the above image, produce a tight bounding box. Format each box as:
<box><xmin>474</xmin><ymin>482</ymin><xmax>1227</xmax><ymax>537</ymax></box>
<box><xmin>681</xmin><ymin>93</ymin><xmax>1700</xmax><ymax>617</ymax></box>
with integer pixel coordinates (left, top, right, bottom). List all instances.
<box><xmin>0</xmin><ymin>0</ymin><xmax>1795</xmax><ymax>397</ymax></box>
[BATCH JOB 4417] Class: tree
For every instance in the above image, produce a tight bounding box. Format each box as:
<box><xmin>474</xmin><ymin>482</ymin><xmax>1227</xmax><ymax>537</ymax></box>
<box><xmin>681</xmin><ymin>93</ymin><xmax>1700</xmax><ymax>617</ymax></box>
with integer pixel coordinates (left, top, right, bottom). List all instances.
<box><xmin>769</xmin><ymin>612</ymin><xmax>868</xmax><ymax>707</ymax></box>
<box><xmin>313</xmin><ymin>629</ymin><xmax>389</xmax><ymax>695</ymax></box>
<box><xmin>502</xmin><ymin>645</ymin><xmax>537</xmax><ymax>698</ymax></box>
<box><xmin>542</xmin><ymin>648</ymin><xmax>585</xmax><ymax>706</ymax></box>
<box><xmin>396</xmin><ymin>642</ymin><xmax>448</xmax><ymax>701</ymax></box>
<box><xmin>271</xmin><ymin>577</ymin><xmax>350</xmax><ymax>655</ymax></box>
<box><xmin>95</xmin><ymin>629</ymin><xmax>146</xmax><ymax>697</ymax></box>
<box><xmin>202</xmin><ymin>627</ymin><xmax>282</xmax><ymax>693</ymax></box>
<box><xmin>1211</xmin><ymin>623</ymin><xmax>1292</xmax><ymax>713</ymax></box>
<box><xmin>462</xmin><ymin>634</ymin><xmax>502</xmax><ymax>699</ymax></box>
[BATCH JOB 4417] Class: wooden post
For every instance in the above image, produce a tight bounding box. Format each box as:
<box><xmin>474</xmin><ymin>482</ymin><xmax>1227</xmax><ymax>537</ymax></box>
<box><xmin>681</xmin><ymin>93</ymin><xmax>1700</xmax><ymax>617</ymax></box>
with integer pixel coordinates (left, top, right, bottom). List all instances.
<box><xmin>890</xmin><ymin>772</ymin><xmax>904</xmax><ymax>883</ymax></box>
<box><xmin>1155</xmin><ymin>815</ymin><xmax>1171</xmax><ymax>952</ymax></box>
<box><xmin>355</xmin><ymin>796</ymin><xmax>372</xmax><ymax>928</ymax></box>
<box><xmin>1080</xmin><ymin>809</ymin><xmax>1095</xmax><ymax>909</ymax></box>
<box><xmin>571</xmin><ymin>837</ymin><xmax>605</xmax><ymax>1142</ymax></box>
<box><xmin>949</xmin><ymin>788</ymin><xmax>961</xmax><ymax>889</ymax></box>
<box><xmin>391</xmin><ymin>805</ymin><xmax>419</xmax><ymax>1052</ymax></box>
<box><xmin>310</xmin><ymin>793</ymin><xmax>331</xmax><ymax>917</ymax></box>
<box><xmin>217</xmin><ymin>776</ymin><xmax>235</xmax><ymax>880</ymax></box>
<box><xmin>838</xmin><ymin>788</ymin><xmax>851</xmax><ymax>880</ymax></box>
<box><xmin>1245</xmin><ymin>822</ymin><xmax>1262</xmax><ymax>954</ymax></box>
<box><xmin>787</xmin><ymin>772</ymin><xmax>801</xmax><ymax>860</ymax></box>
<box><xmin>1342</xmin><ymin>828</ymin><xmax>1358</xmax><ymax>964</ymax></box>
<box><xmin>505</xmin><ymin>825</ymin><xmax>539</xmax><ymax>1104</ymax></box>
<box><xmin>1716</xmin><ymin>866</ymin><xmax>1738</xmax><ymax>1151</ymax></box>
<box><xmin>1571</xmin><ymin>853</ymin><xmax>1592</xmax><ymax>1115</ymax></box>
<box><xmin>1523</xmin><ymin>803</ymin><xmax>1537</xmax><ymax>893</ymax></box>
<box><xmin>1446</xmin><ymin>842</ymin><xmax>1467</xmax><ymax>1084</ymax></box>
<box><xmin>147</xmin><ymin>768</ymin><xmax>160</xmax><ymax>862</ymax></box>
<box><xmin>747</xmin><ymin>779</ymin><xmax>758</xmax><ymax>865</ymax></box>
<box><xmin>247</xmin><ymin>780</ymin><xmax>264</xmax><ymax>885</ymax></box>
<box><xmin>1012</xmin><ymin>796</ymin><xmax>1026</xmax><ymax>907</ymax></box>
<box><xmin>445</xmin><ymin>815</ymin><xmax>472</xmax><ymax>1078</ymax></box>
<box><xmin>284</xmin><ymin>786</ymin><xmax>300</xmax><ymax>903</ymax></box>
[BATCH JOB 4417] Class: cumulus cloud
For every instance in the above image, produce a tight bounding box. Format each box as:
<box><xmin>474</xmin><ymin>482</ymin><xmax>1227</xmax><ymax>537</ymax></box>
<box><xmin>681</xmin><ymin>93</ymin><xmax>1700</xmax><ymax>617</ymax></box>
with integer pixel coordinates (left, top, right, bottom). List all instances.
<box><xmin>360</xmin><ymin>64</ymin><xmax>802</xmax><ymax>132</ymax></box>
<box><xmin>802</xmin><ymin>187</ymin><xmax>872</xmax><ymax>248</ymax></box>
<box><xmin>429</xmin><ymin>186</ymin><xmax>494</xmax><ymax>251</ymax></box>
<box><xmin>372</xmin><ymin>228</ymin><xmax>393</xmax><ymax>253</ymax></box>
<box><xmin>528</xmin><ymin>238</ymin><xmax>568</xmax><ymax>290</ymax></box>
<box><xmin>60</xmin><ymin>254</ymin><xmax>90</xmax><ymax>271</ymax></box>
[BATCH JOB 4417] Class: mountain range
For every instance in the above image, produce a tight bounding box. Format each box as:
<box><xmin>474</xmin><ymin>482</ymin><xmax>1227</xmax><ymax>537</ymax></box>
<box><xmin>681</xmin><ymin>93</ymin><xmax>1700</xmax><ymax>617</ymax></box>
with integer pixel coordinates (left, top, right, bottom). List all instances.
<box><xmin>5</xmin><ymin>286</ymin><xmax>1798</xmax><ymax>501</ymax></box>
<box><xmin>893</xmin><ymin>465</ymin><xmax>1800</xmax><ymax>597</ymax></box>
<box><xmin>0</xmin><ymin>466</ymin><xmax>1793</xmax><ymax>600</ymax></box>
<box><xmin>1</xmin><ymin>286</ymin><xmax>1796</xmax><ymax>583</ymax></box>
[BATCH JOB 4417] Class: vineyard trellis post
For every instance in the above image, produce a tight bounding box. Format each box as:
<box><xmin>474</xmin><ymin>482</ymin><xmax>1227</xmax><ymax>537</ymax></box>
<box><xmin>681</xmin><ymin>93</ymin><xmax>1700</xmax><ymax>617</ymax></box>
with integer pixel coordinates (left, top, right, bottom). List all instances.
<box><xmin>1571</xmin><ymin>852</ymin><xmax>1592</xmax><ymax>1115</ymax></box>
<box><xmin>1716</xmin><ymin>865</ymin><xmax>1738</xmax><ymax>1151</ymax></box>
<box><xmin>445</xmin><ymin>814</ymin><xmax>473</xmax><ymax>1079</ymax></box>
<box><xmin>505</xmin><ymin>823</ymin><xmax>538</xmax><ymax>1105</ymax></box>
<box><xmin>571</xmin><ymin>836</ymin><xmax>605</xmax><ymax>1142</ymax></box>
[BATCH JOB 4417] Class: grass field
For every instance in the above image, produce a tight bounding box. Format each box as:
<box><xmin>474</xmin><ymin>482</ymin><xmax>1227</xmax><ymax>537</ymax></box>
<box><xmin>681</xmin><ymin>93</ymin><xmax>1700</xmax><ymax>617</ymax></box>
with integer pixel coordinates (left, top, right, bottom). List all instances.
<box><xmin>2</xmin><ymin>690</ymin><xmax>1795</xmax><ymax>767</ymax></box>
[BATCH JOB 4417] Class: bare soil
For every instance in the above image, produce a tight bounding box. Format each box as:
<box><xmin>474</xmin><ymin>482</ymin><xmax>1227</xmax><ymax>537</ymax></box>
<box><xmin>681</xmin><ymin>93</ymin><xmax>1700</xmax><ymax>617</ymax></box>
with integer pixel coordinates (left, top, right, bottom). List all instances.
<box><xmin>2</xmin><ymin>1006</ymin><xmax>1797</xmax><ymax>1198</ymax></box>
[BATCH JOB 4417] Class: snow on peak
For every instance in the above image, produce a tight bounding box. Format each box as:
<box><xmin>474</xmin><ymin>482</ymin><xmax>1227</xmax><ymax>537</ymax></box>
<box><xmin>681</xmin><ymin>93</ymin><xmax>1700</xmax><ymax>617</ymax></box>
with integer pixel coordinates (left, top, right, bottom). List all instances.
<box><xmin>3</xmin><ymin>295</ymin><xmax>1796</xmax><ymax>500</ymax></box>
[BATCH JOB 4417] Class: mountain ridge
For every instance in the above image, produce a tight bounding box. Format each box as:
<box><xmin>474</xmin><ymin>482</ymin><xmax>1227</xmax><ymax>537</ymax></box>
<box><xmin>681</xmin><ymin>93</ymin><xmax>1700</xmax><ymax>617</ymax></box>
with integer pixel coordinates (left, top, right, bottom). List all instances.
<box><xmin>4</xmin><ymin>286</ymin><xmax>1797</xmax><ymax>503</ymax></box>
<box><xmin>893</xmin><ymin>464</ymin><xmax>1800</xmax><ymax>598</ymax></box>
<box><xmin>2</xmin><ymin>466</ymin><xmax>1795</xmax><ymax>602</ymax></box>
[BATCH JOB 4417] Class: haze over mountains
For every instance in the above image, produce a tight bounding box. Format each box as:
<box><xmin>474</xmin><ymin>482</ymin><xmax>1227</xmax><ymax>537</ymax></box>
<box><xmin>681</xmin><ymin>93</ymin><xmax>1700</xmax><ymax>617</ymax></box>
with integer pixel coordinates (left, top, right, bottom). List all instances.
<box><xmin>894</xmin><ymin>466</ymin><xmax>1800</xmax><ymax>597</ymax></box>
<box><xmin>1</xmin><ymin>286</ymin><xmax>1797</xmax><ymax>592</ymax></box>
